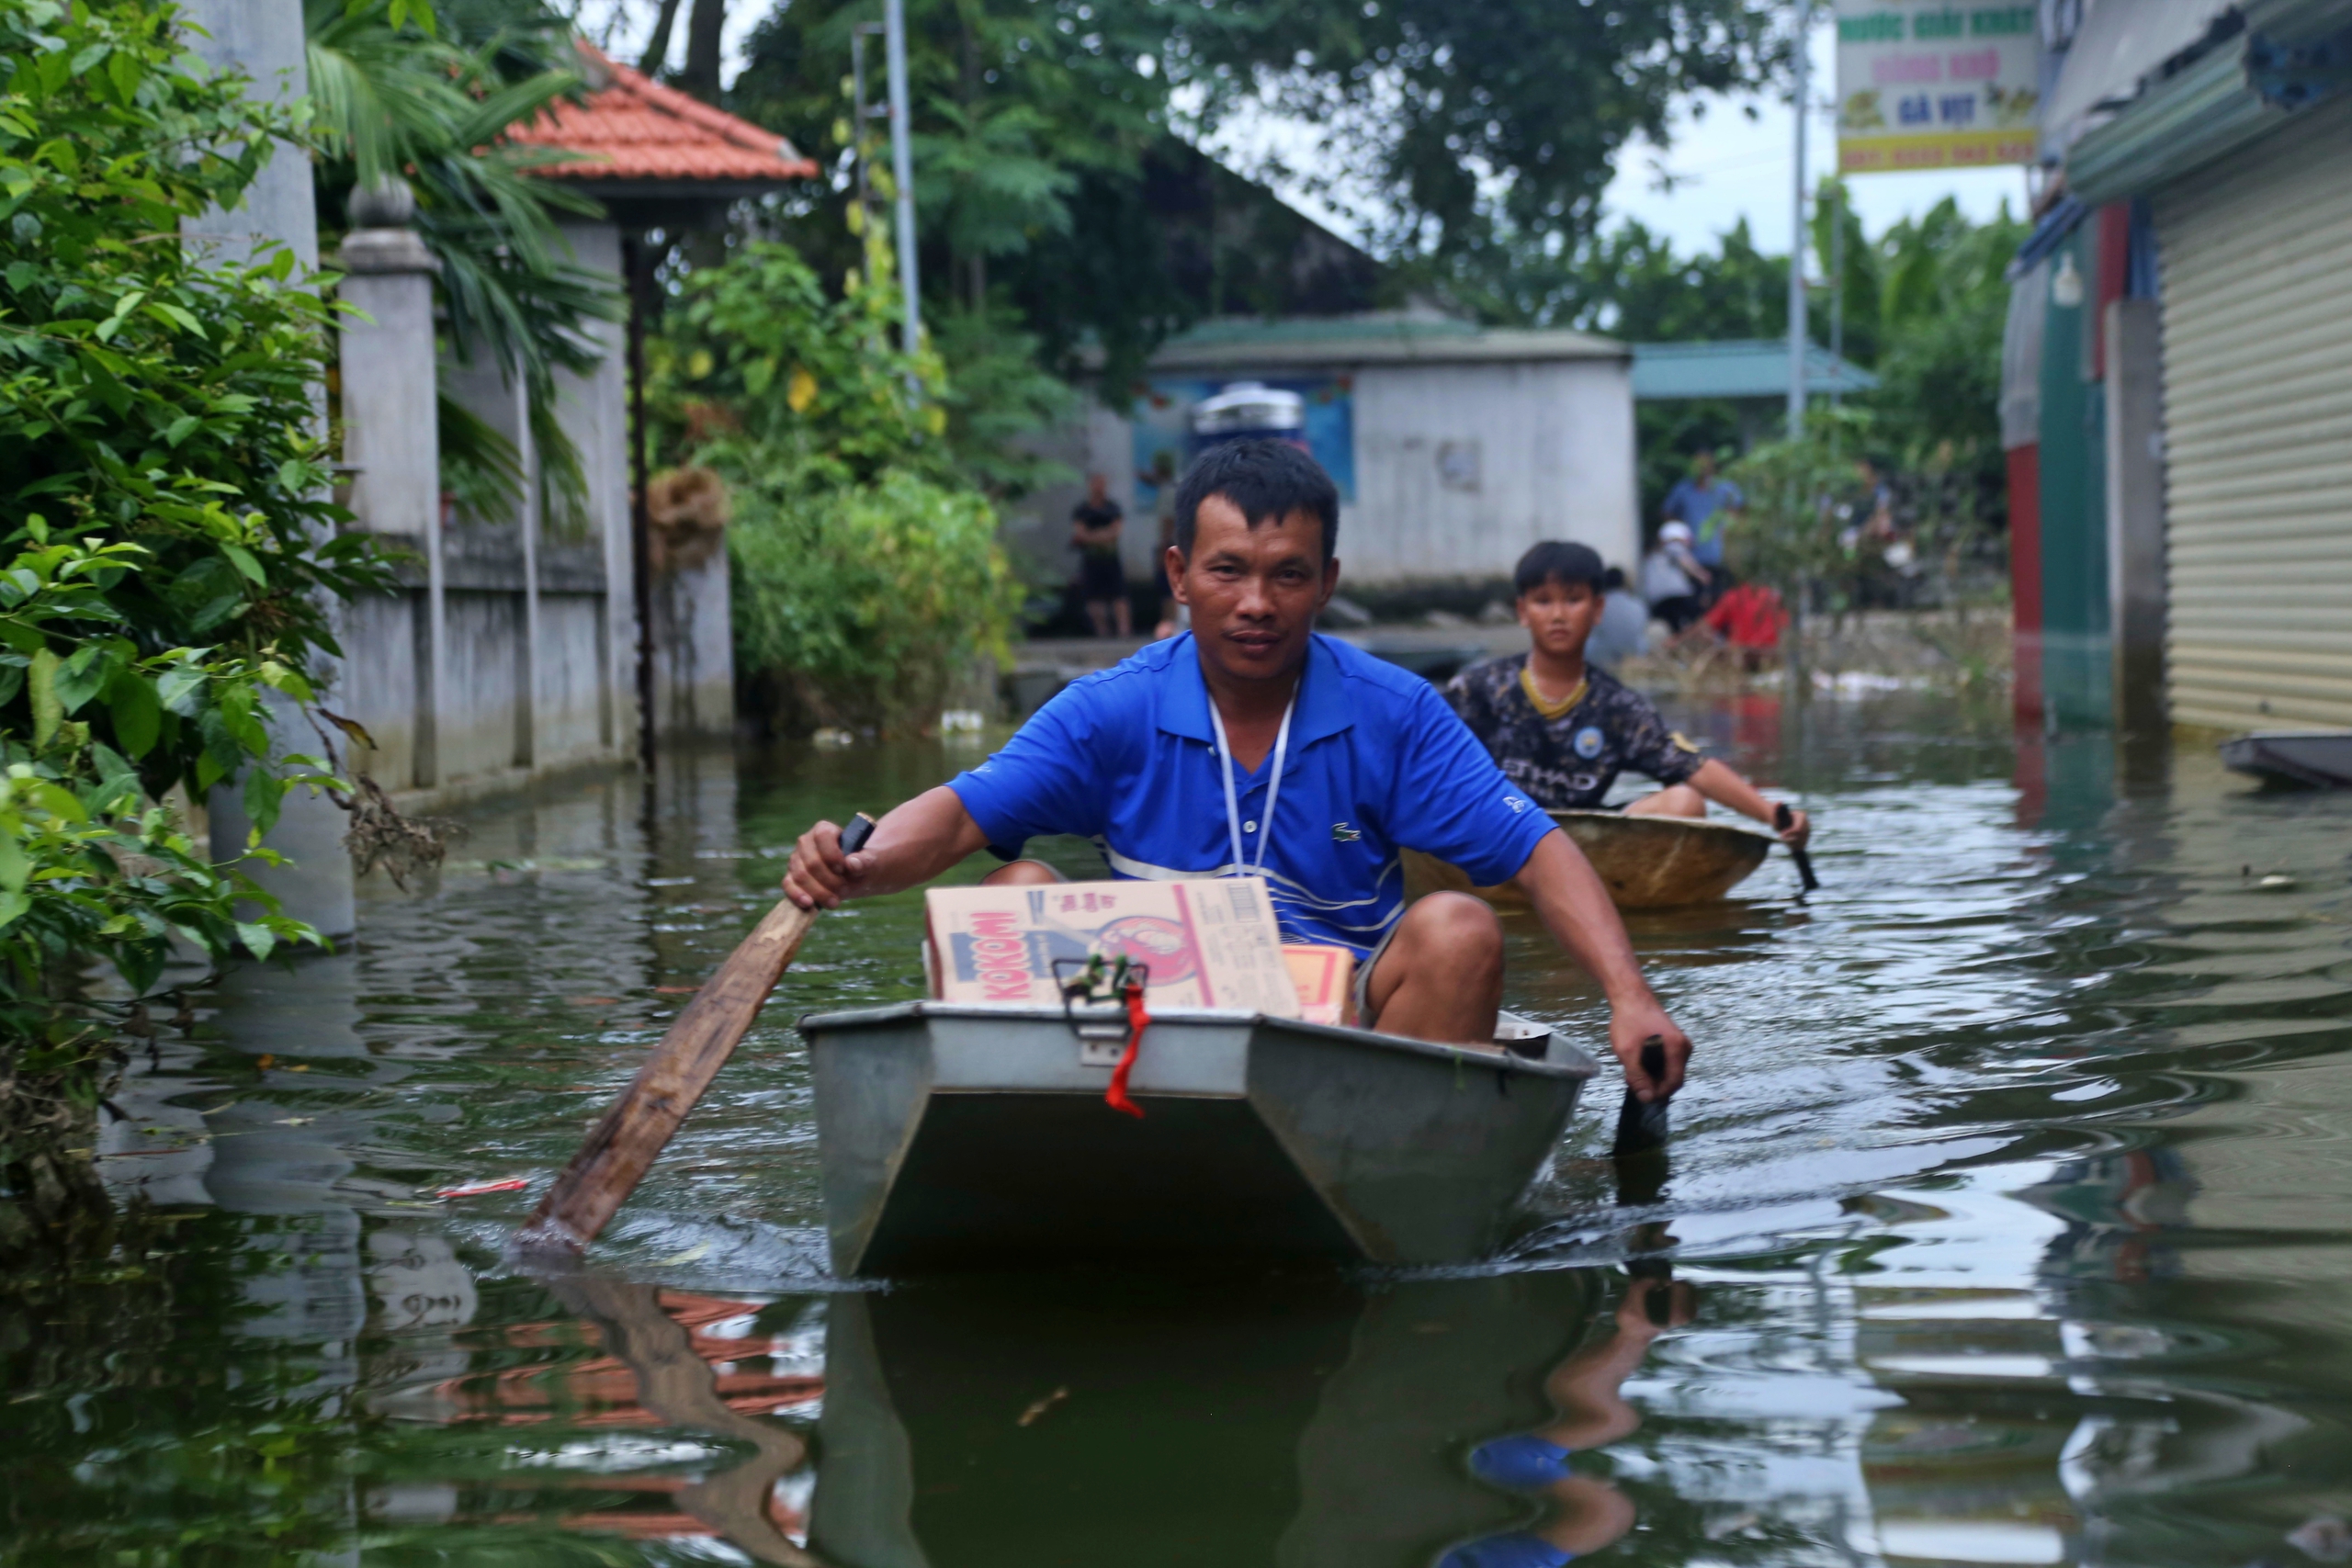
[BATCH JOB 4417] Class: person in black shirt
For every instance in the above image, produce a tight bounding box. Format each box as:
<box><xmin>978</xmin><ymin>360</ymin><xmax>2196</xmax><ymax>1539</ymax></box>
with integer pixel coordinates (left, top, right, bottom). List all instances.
<box><xmin>1444</xmin><ymin>541</ymin><xmax>1809</xmax><ymax>847</ymax></box>
<box><xmin>1070</xmin><ymin>473</ymin><xmax>1130</xmax><ymax>637</ymax></box>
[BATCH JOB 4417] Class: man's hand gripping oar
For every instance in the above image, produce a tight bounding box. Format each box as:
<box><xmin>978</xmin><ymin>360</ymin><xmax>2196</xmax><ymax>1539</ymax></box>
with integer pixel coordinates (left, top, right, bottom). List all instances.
<box><xmin>514</xmin><ymin>813</ymin><xmax>876</xmax><ymax>1258</ymax></box>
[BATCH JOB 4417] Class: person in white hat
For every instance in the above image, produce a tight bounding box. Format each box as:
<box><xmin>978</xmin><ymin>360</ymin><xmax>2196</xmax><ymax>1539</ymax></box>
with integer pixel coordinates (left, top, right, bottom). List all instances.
<box><xmin>1640</xmin><ymin>521</ymin><xmax>1711</xmax><ymax>633</ymax></box>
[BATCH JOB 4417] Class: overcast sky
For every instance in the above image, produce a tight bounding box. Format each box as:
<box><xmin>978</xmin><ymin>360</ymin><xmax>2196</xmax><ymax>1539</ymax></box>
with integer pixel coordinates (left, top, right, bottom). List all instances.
<box><xmin>1198</xmin><ymin>16</ymin><xmax>2032</xmax><ymax>264</ymax></box>
<box><xmin>584</xmin><ymin>1</ymin><xmax>2032</xmax><ymax>265</ymax></box>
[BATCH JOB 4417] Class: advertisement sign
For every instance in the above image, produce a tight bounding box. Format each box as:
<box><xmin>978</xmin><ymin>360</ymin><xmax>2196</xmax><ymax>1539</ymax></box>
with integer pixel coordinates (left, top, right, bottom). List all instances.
<box><xmin>1836</xmin><ymin>2</ymin><xmax>2040</xmax><ymax>173</ymax></box>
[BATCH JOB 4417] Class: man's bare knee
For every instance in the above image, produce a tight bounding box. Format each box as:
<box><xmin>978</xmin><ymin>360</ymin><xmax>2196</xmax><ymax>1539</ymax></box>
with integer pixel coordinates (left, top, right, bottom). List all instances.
<box><xmin>980</xmin><ymin>859</ymin><xmax>1060</xmax><ymax>886</ymax></box>
<box><xmin>1406</xmin><ymin>891</ymin><xmax>1503</xmax><ymax>974</ymax></box>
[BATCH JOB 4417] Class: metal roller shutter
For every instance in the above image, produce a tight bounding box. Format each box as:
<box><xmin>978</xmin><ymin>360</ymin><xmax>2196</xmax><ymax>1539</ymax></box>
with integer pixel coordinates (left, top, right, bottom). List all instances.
<box><xmin>2154</xmin><ymin>97</ymin><xmax>2352</xmax><ymax>732</ymax></box>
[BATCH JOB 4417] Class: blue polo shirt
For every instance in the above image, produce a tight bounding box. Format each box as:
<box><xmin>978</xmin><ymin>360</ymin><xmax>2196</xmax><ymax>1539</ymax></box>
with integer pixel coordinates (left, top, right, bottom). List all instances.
<box><xmin>948</xmin><ymin>633</ymin><xmax>1557</xmax><ymax>957</ymax></box>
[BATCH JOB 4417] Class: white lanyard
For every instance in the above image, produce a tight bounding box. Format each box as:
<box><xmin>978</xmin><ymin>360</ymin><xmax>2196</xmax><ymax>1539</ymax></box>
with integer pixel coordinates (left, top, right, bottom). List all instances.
<box><xmin>1209</xmin><ymin>694</ymin><xmax>1295</xmax><ymax>876</ymax></box>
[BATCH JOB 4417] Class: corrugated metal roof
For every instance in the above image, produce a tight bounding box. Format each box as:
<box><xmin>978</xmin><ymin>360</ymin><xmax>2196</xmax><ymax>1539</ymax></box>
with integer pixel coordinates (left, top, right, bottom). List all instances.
<box><xmin>2044</xmin><ymin>0</ymin><xmax>2237</xmax><ymax>158</ymax></box>
<box><xmin>508</xmin><ymin>43</ymin><xmax>819</xmax><ymax>186</ymax></box>
<box><xmin>1145</xmin><ymin>314</ymin><xmax>1626</xmax><ymax>370</ymax></box>
<box><xmin>1630</xmin><ymin>340</ymin><xmax>1878</xmax><ymax>400</ymax></box>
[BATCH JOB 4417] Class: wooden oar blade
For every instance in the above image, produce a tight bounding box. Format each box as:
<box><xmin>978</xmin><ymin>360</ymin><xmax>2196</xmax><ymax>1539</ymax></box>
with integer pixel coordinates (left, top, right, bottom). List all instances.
<box><xmin>514</xmin><ymin>898</ymin><xmax>819</xmax><ymax>1256</ymax></box>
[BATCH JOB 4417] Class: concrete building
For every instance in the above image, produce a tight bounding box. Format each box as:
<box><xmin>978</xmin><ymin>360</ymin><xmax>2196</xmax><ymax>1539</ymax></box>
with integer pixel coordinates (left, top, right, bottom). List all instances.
<box><xmin>331</xmin><ymin>46</ymin><xmax>818</xmax><ymax>814</ymax></box>
<box><xmin>2007</xmin><ymin>0</ymin><xmax>2352</xmax><ymax>735</ymax></box>
<box><xmin>1012</xmin><ymin>315</ymin><xmax>1642</xmax><ymax>595</ymax></box>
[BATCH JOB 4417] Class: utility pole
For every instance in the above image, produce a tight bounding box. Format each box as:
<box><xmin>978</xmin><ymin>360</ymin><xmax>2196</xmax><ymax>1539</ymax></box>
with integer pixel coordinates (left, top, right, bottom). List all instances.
<box><xmin>852</xmin><ymin>24</ymin><xmax>880</xmax><ymax>220</ymax></box>
<box><xmin>1787</xmin><ymin>0</ymin><xmax>1812</xmax><ymax>442</ymax></box>
<box><xmin>883</xmin><ymin>0</ymin><xmax>921</xmax><ymax>360</ymax></box>
<box><xmin>1829</xmin><ymin>178</ymin><xmax>1845</xmax><ymax>405</ymax></box>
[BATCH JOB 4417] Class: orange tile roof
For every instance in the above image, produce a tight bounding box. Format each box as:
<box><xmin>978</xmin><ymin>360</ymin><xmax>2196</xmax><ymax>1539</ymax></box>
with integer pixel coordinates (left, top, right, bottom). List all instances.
<box><xmin>510</xmin><ymin>43</ymin><xmax>820</xmax><ymax>186</ymax></box>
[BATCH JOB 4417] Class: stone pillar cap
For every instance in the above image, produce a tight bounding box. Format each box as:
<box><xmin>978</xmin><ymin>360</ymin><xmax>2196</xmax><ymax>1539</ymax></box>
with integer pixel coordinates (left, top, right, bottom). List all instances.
<box><xmin>338</xmin><ymin>227</ymin><xmax>441</xmax><ymax>276</ymax></box>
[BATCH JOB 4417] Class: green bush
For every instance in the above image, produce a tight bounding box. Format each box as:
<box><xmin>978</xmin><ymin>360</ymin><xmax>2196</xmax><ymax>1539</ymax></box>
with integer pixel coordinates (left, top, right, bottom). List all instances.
<box><xmin>728</xmin><ymin>461</ymin><xmax>1023</xmax><ymax>734</ymax></box>
<box><xmin>650</xmin><ymin>239</ymin><xmax>1030</xmax><ymax>732</ymax></box>
<box><xmin>0</xmin><ymin>0</ymin><xmax>391</xmax><ymax>1188</ymax></box>
<box><xmin>649</xmin><ymin>239</ymin><xmax>948</xmax><ymax>487</ymax></box>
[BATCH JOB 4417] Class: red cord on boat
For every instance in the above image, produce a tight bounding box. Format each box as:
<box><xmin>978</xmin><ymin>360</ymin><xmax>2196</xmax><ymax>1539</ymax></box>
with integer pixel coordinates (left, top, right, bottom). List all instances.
<box><xmin>1104</xmin><ymin>976</ymin><xmax>1149</xmax><ymax>1119</ymax></box>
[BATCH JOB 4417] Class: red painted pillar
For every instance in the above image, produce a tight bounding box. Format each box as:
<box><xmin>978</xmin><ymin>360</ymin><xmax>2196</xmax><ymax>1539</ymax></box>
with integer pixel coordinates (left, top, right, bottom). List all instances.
<box><xmin>2007</xmin><ymin>442</ymin><xmax>2043</xmax><ymax>728</ymax></box>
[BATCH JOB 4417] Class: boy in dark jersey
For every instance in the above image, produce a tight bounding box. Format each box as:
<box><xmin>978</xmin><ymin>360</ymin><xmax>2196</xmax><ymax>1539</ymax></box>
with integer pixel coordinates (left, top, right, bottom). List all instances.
<box><xmin>1444</xmin><ymin>541</ymin><xmax>1811</xmax><ymax>846</ymax></box>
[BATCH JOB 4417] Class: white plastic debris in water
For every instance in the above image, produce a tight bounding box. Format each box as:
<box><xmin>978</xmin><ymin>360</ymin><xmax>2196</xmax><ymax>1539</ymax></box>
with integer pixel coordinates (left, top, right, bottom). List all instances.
<box><xmin>812</xmin><ymin>728</ymin><xmax>855</xmax><ymax>747</ymax></box>
<box><xmin>1811</xmin><ymin>670</ymin><xmax>1921</xmax><ymax>694</ymax></box>
<box><xmin>938</xmin><ymin>709</ymin><xmax>986</xmax><ymax>733</ymax></box>
<box><xmin>2290</xmin><ymin>1517</ymin><xmax>2352</xmax><ymax>1562</ymax></box>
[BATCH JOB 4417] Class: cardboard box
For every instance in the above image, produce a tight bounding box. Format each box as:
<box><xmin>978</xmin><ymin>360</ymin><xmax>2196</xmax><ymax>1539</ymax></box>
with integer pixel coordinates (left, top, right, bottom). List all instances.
<box><xmin>1283</xmin><ymin>944</ymin><xmax>1357</xmax><ymax>1028</ymax></box>
<box><xmin>925</xmin><ymin>878</ymin><xmax>1302</xmax><ymax>1016</ymax></box>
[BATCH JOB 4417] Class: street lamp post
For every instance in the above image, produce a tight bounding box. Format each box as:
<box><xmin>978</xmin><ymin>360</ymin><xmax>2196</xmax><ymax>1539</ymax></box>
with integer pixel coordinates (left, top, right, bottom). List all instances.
<box><xmin>883</xmin><ymin>0</ymin><xmax>920</xmax><ymax>361</ymax></box>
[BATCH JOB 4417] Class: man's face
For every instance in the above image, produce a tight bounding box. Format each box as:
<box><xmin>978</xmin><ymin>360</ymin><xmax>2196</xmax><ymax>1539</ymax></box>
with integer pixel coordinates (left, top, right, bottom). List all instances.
<box><xmin>1517</xmin><ymin>578</ymin><xmax>1604</xmax><ymax>660</ymax></box>
<box><xmin>1167</xmin><ymin>494</ymin><xmax>1337</xmax><ymax>686</ymax></box>
<box><xmin>1692</xmin><ymin>453</ymin><xmax>1715</xmax><ymax>482</ymax></box>
<box><xmin>1086</xmin><ymin>473</ymin><xmax>1109</xmax><ymax>503</ymax></box>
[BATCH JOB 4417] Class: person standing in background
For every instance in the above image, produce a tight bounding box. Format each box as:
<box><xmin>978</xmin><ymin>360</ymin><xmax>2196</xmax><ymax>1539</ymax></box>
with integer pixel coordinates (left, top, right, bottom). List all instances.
<box><xmin>1070</xmin><ymin>472</ymin><xmax>1131</xmax><ymax>637</ymax></box>
<box><xmin>1641</xmin><ymin>523</ymin><xmax>1709</xmax><ymax>633</ymax></box>
<box><xmin>1584</xmin><ymin>565</ymin><xmax>1649</xmax><ymax>670</ymax></box>
<box><xmin>1660</xmin><ymin>450</ymin><xmax>1745</xmax><ymax>580</ymax></box>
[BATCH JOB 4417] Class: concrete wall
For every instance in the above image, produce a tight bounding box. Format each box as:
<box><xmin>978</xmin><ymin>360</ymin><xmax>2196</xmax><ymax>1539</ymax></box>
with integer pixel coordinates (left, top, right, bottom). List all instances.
<box><xmin>328</xmin><ymin>217</ymin><xmax>675</xmax><ymax>807</ymax></box>
<box><xmin>1350</xmin><ymin>360</ymin><xmax>1638</xmax><ymax>582</ymax></box>
<box><xmin>650</xmin><ymin>548</ymin><xmax>733</xmax><ymax>738</ymax></box>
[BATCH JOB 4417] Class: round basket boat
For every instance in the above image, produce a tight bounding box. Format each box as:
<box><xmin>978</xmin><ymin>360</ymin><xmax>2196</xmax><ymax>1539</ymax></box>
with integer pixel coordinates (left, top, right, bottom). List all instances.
<box><xmin>1403</xmin><ymin>808</ymin><xmax>1776</xmax><ymax>910</ymax></box>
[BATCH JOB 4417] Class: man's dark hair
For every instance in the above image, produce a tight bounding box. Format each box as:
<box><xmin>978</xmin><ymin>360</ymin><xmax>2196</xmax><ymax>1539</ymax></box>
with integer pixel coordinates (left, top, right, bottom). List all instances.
<box><xmin>1600</xmin><ymin>564</ymin><xmax>1627</xmax><ymax>592</ymax></box>
<box><xmin>1172</xmin><ymin>440</ymin><xmax>1340</xmax><ymax>565</ymax></box>
<box><xmin>1513</xmin><ymin>540</ymin><xmax>1606</xmax><ymax>597</ymax></box>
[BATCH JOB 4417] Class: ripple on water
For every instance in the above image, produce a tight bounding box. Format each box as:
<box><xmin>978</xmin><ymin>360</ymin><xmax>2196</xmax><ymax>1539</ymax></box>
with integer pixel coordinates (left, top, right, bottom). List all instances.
<box><xmin>17</xmin><ymin>704</ymin><xmax>2352</xmax><ymax>1565</ymax></box>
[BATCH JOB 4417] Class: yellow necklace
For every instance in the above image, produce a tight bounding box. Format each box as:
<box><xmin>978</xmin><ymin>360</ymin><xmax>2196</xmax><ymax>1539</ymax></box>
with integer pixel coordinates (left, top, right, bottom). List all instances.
<box><xmin>1520</xmin><ymin>662</ymin><xmax>1588</xmax><ymax>721</ymax></box>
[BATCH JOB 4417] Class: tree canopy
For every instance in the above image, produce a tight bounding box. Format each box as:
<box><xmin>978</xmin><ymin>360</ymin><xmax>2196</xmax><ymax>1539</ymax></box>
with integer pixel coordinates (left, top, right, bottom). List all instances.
<box><xmin>729</xmin><ymin>0</ymin><xmax>1789</xmax><ymax>381</ymax></box>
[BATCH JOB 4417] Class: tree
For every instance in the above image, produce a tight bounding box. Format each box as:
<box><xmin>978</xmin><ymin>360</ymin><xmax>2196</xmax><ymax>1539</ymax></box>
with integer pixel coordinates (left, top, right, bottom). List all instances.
<box><xmin>647</xmin><ymin>241</ymin><xmax>1027</xmax><ymax>733</ymax></box>
<box><xmin>729</xmin><ymin>0</ymin><xmax>1788</xmax><ymax>399</ymax></box>
<box><xmin>1192</xmin><ymin>0</ymin><xmax>1788</xmax><ymax>270</ymax></box>
<box><xmin>0</xmin><ymin>0</ymin><xmax>395</xmax><ymax>1207</ymax></box>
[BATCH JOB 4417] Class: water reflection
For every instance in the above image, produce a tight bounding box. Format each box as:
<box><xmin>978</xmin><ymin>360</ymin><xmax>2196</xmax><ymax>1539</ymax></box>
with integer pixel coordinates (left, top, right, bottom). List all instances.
<box><xmin>10</xmin><ymin>696</ymin><xmax>2352</xmax><ymax>1565</ymax></box>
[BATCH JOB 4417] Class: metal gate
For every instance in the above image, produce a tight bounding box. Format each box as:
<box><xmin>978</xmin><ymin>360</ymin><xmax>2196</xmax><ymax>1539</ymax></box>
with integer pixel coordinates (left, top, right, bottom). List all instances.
<box><xmin>2154</xmin><ymin>97</ymin><xmax>2352</xmax><ymax>732</ymax></box>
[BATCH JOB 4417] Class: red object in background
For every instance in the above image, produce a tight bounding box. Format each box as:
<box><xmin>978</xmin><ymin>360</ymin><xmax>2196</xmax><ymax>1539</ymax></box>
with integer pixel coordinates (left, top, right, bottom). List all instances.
<box><xmin>2007</xmin><ymin>443</ymin><xmax>2043</xmax><ymax>727</ymax></box>
<box><xmin>1703</xmin><ymin>584</ymin><xmax>1789</xmax><ymax>649</ymax></box>
<box><xmin>506</xmin><ymin>45</ymin><xmax>820</xmax><ymax>184</ymax></box>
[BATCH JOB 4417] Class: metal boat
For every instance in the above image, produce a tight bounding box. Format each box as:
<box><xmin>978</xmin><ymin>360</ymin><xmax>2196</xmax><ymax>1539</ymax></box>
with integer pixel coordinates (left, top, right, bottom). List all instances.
<box><xmin>799</xmin><ymin>1001</ymin><xmax>1600</xmax><ymax>1277</ymax></box>
<box><xmin>1404</xmin><ymin>807</ymin><xmax>1776</xmax><ymax>909</ymax></box>
<box><xmin>2221</xmin><ymin>730</ymin><xmax>2352</xmax><ymax>788</ymax></box>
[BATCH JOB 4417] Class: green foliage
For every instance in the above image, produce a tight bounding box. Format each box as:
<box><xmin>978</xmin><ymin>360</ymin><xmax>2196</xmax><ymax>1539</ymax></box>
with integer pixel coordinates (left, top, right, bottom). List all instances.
<box><xmin>929</xmin><ymin>301</ymin><xmax>1078</xmax><ymax>497</ymax></box>
<box><xmin>1463</xmin><ymin>191</ymin><xmax>2027</xmax><ymax>537</ymax></box>
<box><xmin>649</xmin><ymin>240</ymin><xmax>1026</xmax><ymax>732</ymax></box>
<box><xmin>649</xmin><ymin>239</ymin><xmax>949</xmax><ymax>487</ymax></box>
<box><xmin>1721</xmin><ymin>407</ymin><xmax>1872</xmax><ymax>605</ymax></box>
<box><xmin>0</xmin><ymin>0</ymin><xmax>381</xmax><ymax>1158</ymax></box>
<box><xmin>1818</xmin><ymin>188</ymin><xmax>2028</xmax><ymax>494</ymax></box>
<box><xmin>1205</xmin><ymin>0</ymin><xmax>1785</xmax><ymax>268</ymax></box>
<box><xmin>728</xmin><ymin>463</ymin><xmax>1025</xmax><ymax>733</ymax></box>
<box><xmin>306</xmin><ymin>0</ymin><xmax>623</xmax><ymax>531</ymax></box>
<box><xmin>731</xmin><ymin>0</ymin><xmax>1784</xmax><ymax>398</ymax></box>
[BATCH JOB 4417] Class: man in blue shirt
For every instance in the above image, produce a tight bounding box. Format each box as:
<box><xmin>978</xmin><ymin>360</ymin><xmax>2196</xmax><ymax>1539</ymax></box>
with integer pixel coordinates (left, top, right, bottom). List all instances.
<box><xmin>783</xmin><ymin>441</ymin><xmax>1691</xmax><ymax>1102</ymax></box>
<box><xmin>1659</xmin><ymin>450</ymin><xmax>1744</xmax><ymax>572</ymax></box>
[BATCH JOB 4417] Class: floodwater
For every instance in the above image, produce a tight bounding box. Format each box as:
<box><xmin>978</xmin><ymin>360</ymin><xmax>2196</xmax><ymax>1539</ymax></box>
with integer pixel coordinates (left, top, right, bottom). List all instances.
<box><xmin>11</xmin><ymin>690</ymin><xmax>2352</xmax><ymax>1568</ymax></box>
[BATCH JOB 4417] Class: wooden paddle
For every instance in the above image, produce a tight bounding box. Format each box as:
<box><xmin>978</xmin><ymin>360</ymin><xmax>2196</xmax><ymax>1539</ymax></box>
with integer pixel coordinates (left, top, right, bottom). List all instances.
<box><xmin>1775</xmin><ymin>802</ymin><xmax>1820</xmax><ymax>894</ymax></box>
<box><xmin>514</xmin><ymin>813</ymin><xmax>876</xmax><ymax>1257</ymax></box>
